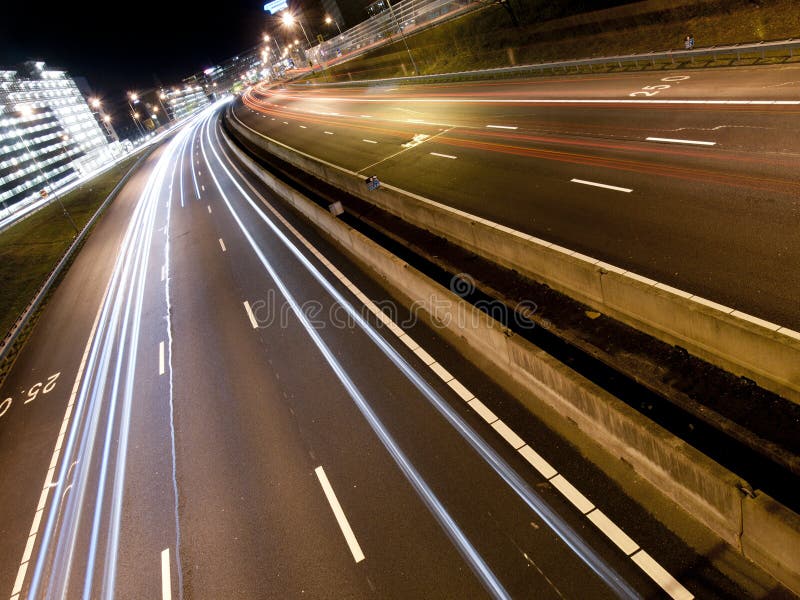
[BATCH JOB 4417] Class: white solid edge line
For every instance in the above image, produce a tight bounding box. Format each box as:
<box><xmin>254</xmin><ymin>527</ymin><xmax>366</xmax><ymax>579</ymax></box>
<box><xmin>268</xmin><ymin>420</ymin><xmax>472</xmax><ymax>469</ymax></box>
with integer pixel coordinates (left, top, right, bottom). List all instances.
<box><xmin>467</xmin><ymin>397</ymin><xmax>498</xmax><ymax>425</ymax></box>
<box><xmin>218</xmin><ymin>121</ymin><xmax>694</xmax><ymax>598</ymax></box>
<box><xmin>587</xmin><ymin>509</ymin><xmax>639</xmax><ymax>556</ymax></box>
<box><xmin>570</xmin><ymin>178</ymin><xmax>633</xmax><ymax>193</ymax></box>
<box><xmin>550</xmin><ymin>474</ymin><xmax>595</xmax><ymax>514</ymax></box>
<box><xmin>314</xmin><ymin>466</ymin><xmax>365</xmax><ymax>563</ymax></box>
<box><xmin>161</xmin><ymin>548</ymin><xmax>172</xmax><ymax>600</ymax></box>
<box><xmin>631</xmin><ymin>550</ymin><xmax>694</xmax><ymax>600</ymax></box>
<box><xmin>491</xmin><ymin>420</ymin><xmax>526</xmax><ymax>450</ymax></box>
<box><xmin>159</xmin><ymin>341</ymin><xmax>165</xmax><ymax>375</ymax></box>
<box><xmin>486</xmin><ymin>124</ymin><xmax>518</xmax><ymax>129</ymax></box>
<box><xmin>429</xmin><ymin>361</ymin><xmax>453</xmax><ymax>382</ymax></box>
<box><xmin>430</xmin><ymin>152</ymin><xmax>458</xmax><ymax>159</ymax></box>
<box><xmin>518</xmin><ymin>445</ymin><xmax>557</xmax><ymax>480</ymax></box>
<box><xmin>243</xmin><ymin>300</ymin><xmax>258</xmax><ymax>329</ymax></box>
<box><xmin>219</xmin><ymin>238</ymin><xmax>226</xmax><ymax>252</ymax></box>
<box><xmin>362</xmin><ymin>139</ymin><xmax>378</xmax><ymax>144</ymax></box>
<box><xmin>231</xmin><ymin>109</ymin><xmax>796</xmax><ymax>337</ymax></box>
<box><xmin>645</xmin><ymin>136</ymin><xmax>716</xmax><ymax>146</ymax></box>
<box><xmin>10</xmin><ymin>278</ymin><xmax>109</xmax><ymax>597</ymax></box>
<box><xmin>446</xmin><ymin>378</ymin><xmax>474</xmax><ymax>402</ymax></box>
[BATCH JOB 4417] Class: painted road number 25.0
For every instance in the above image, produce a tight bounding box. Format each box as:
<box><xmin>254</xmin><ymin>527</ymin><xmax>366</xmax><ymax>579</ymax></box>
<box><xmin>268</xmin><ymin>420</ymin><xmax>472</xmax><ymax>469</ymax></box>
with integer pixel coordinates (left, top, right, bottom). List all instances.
<box><xmin>0</xmin><ymin>372</ymin><xmax>60</xmax><ymax>419</ymax></box>
<box><xmin>629</xmin><ymin>75</ymin><xmax>691</xmax><ymax>97</ymax></box>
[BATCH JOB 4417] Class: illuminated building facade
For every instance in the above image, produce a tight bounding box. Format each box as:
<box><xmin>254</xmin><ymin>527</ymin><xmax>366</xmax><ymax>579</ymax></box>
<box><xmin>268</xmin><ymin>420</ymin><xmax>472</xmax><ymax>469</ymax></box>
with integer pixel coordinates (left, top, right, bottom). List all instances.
<box><xmin>0</xmin><ymin>62</ymin><xmax>113</xmax><ymax>210</ymax></box>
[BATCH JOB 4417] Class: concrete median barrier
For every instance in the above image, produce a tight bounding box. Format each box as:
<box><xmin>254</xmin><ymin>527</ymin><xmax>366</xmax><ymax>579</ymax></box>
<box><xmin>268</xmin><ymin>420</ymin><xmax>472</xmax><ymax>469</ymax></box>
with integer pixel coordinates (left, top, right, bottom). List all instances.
<box><xmin>221</xmin><ymin>124</ymin><xmax>800</xmax><ymax>592</ymax></box>
<box><xmin>742</xmin><ymin>492</ymin><xmax>800</xmax><ymax>593</ymax></box>
<box><xmin>227</xmin><ymin>110</ymin><xmax>800</xmax><ymax>405</ymax></box>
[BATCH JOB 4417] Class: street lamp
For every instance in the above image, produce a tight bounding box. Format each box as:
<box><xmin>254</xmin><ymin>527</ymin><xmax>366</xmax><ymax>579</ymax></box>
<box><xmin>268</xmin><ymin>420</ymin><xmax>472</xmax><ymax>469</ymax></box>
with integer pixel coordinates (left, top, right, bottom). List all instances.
<box><xmin>157</xmin><ymin>91</ymin><xmax>171</xmax><ymax>121</ymax></box>
<box><xmin>282</xmin><ymin>12</ymin><xmax>311</xmax><ymax>47</ymax></box>
<box><xmin>325</xmin><ymin>15</ymin><xmax>342</xmax><ymax>35</ymax></box>
<box><xmin>131</xmin><ymin>110</ymin><xmax>146</xmax><ymax>137</ymax></box>
<box><xmin>127</xmin><ymin>92</ymin><xmax>145</xmax><ymax>136</ymax></box>
<box><xmin>88</xmin><ymin>97</ymin><xmax>116</xmax><ymax>141</ymax></box>
<box><xmin>385</xmin><ymin>0</ymin><xmax>419</xmax><ymax>75</ymax></box>
<box><xmin>263</xmin><ymin>33</ymin><xmax>282</xmax><ymax>56</ymax></box>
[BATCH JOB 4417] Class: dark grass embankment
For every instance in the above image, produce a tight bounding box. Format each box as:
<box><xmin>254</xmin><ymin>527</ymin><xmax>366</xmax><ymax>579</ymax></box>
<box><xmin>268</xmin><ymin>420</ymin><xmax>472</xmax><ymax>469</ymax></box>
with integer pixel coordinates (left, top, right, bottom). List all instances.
<box><xmin>308</xmin><ymin>0</ymin><xmax>800</xmax><ymax>82</ymax></box>
<box><xmin>0</xmin><ymin>154</ymin><xmax>141</xmax><ymax>337</ymax></box>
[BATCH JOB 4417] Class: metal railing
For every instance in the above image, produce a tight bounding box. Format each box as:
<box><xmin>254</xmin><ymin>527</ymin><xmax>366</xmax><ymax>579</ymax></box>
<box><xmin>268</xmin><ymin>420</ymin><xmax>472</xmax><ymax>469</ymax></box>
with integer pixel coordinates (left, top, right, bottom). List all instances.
<box><xmin>304</xmin><ymin>0</ymin><xmax>479</xmax><ymax>71</ymax></box>
<box><xmin>300</xmin><ymin>37</ymin><xmax>800</xmax><ymax>87</ymax></box>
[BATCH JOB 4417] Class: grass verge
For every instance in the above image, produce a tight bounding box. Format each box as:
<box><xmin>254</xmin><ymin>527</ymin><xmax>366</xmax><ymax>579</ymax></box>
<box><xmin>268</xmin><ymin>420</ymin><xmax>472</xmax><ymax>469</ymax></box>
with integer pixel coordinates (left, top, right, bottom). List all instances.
<box><xmin>306</xmin><ymin>0</ymin><xmax>800</xmax><ymax>83</ymax></box>
<box><xmin>0</xmin><ymin>153</ymin><xmax>143</xmax><ymax>339</ymax></box>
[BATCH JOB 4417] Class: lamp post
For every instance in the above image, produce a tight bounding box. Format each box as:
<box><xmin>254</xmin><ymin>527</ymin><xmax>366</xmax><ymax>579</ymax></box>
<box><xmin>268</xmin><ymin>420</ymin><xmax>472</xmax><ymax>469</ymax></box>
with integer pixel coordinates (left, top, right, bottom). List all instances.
<box><xmin>263</xmin><ymin>33</ymin><xmax>283</xmax><ymax>57</ymax></box>
<box><xmin>385</xmin><ymin>0</ymin><xmax>419</xmax><ymax>75</ymax></box>
<box><xmin>127</xmin><ymin>92</ymin><xmax>146</xmax><ymax>137</ymax></box>
<box><xmin>325</xmin><ymin>15</ymin><xmax>342</xmax><ymax>36</ymax></box>
<box><xmin>89</xmin><ymin>97</ymin><xmax>117</xmax><ymax>141</ymax></box>
<box><xmin>14</xmin><ymin>104</ymin><xmax>79</xmax><ymax>233</ymax></box>
<box><xmin>157</xmin><ymin>92</ymin><xmax>172</xmax><ymax>122</ymax></box>
<box><xmin>282</xmin><ymin>12</ymin><xmax>311</xmax><ymax>47</ymax></box>
<box><xmin>131</xmin><ymin>111</ymin><xmax>145</xmax><ymax>137</ymax></box>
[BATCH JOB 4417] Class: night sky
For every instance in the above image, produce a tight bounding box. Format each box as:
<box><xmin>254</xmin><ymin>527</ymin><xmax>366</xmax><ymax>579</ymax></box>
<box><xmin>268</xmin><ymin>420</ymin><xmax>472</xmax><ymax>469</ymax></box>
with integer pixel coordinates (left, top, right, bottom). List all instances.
<box><xmin>0</xmin><ymin>1</ymin><xmax>320</xmax><ymax>103</ymax></box>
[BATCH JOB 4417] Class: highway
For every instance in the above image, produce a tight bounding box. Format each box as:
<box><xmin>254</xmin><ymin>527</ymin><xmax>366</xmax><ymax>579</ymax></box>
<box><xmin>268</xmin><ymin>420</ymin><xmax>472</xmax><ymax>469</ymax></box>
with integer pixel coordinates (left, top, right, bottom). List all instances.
<box><xmin>236</xmin><ymin>65</ymin><xmax>800</xmax><ymax>330</ymax></box>
<box><xmin>0</xmin><ymin>101</ymin><xmax>785</xmax><ymax>599</ymax></box>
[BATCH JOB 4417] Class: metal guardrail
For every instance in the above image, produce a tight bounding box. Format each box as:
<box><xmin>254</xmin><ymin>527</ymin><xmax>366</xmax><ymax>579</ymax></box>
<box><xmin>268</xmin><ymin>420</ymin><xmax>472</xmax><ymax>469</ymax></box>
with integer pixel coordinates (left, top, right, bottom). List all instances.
<box><xmin>301</xmin><ymin>37</ymin><xmax>800</xmax><ymax>87</ymax></box>
<box><xmin>299</xmin><ymin>0</ymin><xmax>478</xmax><ymax>72</ymax></box>
<box><xmin>0</xmin><ymin>148</ymin><xmax>154</xmax><ymax>372</ymax></box>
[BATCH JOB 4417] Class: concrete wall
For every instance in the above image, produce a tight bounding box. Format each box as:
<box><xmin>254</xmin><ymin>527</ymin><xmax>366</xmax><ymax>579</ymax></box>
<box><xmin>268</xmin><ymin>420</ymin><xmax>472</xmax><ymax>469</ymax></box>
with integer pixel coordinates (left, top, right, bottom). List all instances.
<box><xmin>742</xmin><ymin>492</ymin><xmax>800</xmax><ymax>593</ymax></box>
<box><xmin>227</xmin><ymin>111</ymin><xmax>800</xmax><ymax>405</ymax></box>
<box><xmin>221</xmin><ymin>123</ymin><xmax>800</xmax><ymax>593</ymax></box>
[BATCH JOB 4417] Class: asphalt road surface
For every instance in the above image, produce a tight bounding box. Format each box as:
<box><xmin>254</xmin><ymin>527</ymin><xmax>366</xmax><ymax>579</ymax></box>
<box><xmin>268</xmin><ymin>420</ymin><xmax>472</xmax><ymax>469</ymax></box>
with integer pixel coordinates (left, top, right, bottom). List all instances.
<box><xmin>235</xmin><ymin>65</ymin><xmax>800</xmax><ymax>330</ymax></box>
<box><xmin>0</xmin><ymin>101</ymin><xmax>790</xmax><ymax>599</ymax></box>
